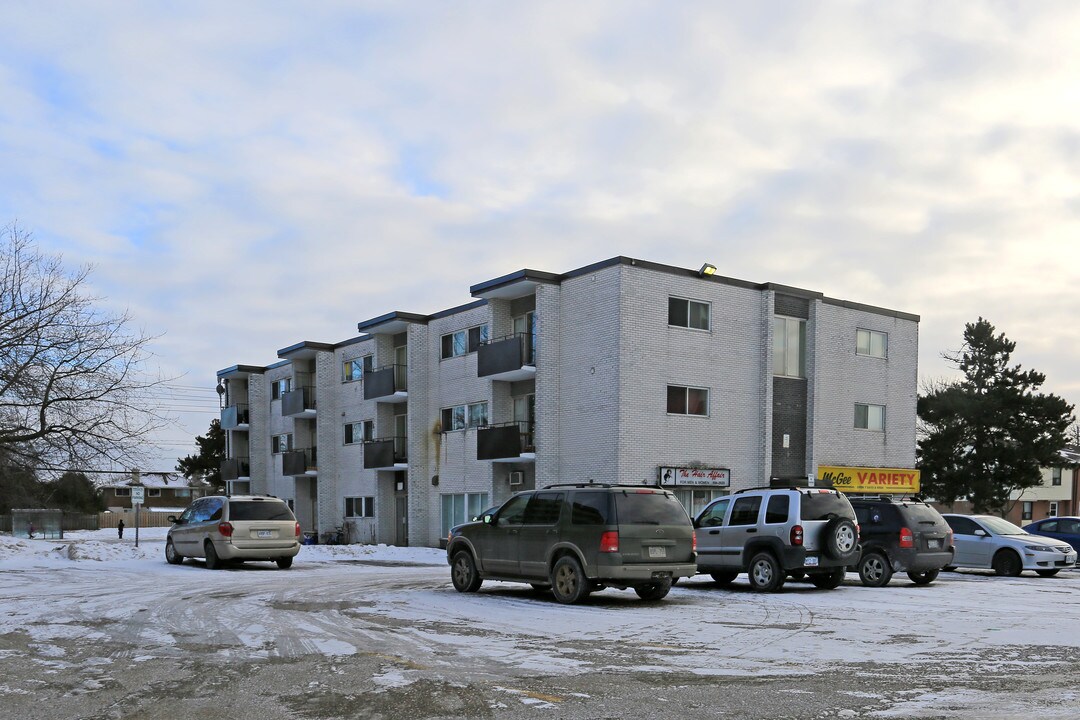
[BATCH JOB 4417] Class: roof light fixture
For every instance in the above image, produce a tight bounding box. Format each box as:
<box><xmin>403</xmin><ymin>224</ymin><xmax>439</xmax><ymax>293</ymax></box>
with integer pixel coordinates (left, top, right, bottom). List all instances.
<box><xmin>698</xmin><ymin>263</ymin><xmax>717</xmax><ymax>277</ymax></box>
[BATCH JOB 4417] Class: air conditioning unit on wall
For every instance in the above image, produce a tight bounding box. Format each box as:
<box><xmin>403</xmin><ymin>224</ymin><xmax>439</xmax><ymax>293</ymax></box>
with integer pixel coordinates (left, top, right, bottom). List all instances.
<box><xmin>508</xmin><ymin>471</ymin><xmax>524</xmax><ymax>487</ymax></box>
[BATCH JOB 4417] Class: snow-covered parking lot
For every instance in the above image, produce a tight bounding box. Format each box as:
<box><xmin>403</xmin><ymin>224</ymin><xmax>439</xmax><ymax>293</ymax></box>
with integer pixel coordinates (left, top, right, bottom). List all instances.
<box><xmin>3</xmin><ymin>529</ymin><xmax>1080</xmax><ymax>719</ymax></box>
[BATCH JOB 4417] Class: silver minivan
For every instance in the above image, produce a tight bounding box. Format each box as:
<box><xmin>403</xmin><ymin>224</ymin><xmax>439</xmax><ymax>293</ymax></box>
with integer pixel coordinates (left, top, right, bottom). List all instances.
<box><xmin>166</xmin><ymin>495</ymin><xmax>301</xmax><ymax>569</ymax></box>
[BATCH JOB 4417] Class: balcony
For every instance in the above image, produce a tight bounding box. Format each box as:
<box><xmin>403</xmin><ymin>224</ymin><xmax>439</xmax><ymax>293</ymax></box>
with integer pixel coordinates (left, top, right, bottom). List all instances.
<box><xmin>283</xmin><ymin>447</ymin><xmax>318</xmax><ymax>476</ymax></box>
<box><xmin>477</xmin><ymin>333</ymin><xmax>536</xmax><ymax>382</ymax></box>
<box><xmin>220</xmin><ymin>404</ymin><xmax>250</xmax><ymax>430</ymax></box>
<box><xmin>364</xmin><ymin>364</ymin><xmax>408</xmax><ymax>403</ymax></box>
<box><xmin>220</xmin><ymin>456</ymin><xmax>250</xmax><ymax>481</ymax></box>
<box><xmin>363</xmin><ymin>436</ymin><xmax>408</xmax><ymax>470</ymax></box>
<box><xmin>477</xmin><ymin>422</ymin><xmax>536</xmax><ymax>463</ymax></box>
<box><xmin>281</xmin><ymin>386</ymin><xmax>317</xmax><ymax>417</ymax></box>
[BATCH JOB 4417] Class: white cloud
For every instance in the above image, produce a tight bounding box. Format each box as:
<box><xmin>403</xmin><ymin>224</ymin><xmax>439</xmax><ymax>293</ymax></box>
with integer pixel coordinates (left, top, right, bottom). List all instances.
<box><xmin>1</xmin><ymin>1</ymin><xmax>1079</xmax><ymax>468</ymax></box>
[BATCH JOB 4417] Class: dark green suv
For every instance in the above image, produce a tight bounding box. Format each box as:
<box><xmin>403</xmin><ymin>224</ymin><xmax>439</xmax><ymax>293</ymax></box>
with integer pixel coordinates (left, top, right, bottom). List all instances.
<box><xmin>446</xmin><ymin>484</ymin><xmax>697</xmax><ymax>604</ymax></box>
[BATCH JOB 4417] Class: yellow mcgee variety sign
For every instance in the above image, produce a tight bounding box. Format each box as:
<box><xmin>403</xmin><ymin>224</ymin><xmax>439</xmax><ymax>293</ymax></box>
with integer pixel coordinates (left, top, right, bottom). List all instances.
<box><xmin>817</xmin><ymin>466</ymin><xmax>921</xmax><ymax>494</ymax></box>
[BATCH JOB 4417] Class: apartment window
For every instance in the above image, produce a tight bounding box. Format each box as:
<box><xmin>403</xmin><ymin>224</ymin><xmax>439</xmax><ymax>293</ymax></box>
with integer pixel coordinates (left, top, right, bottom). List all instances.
<box><xmin>344</xmin><ymin>420</ymin><xmax>374</xmax><ymax>445</ymax></box>
<box><xmin>1022</xmin><ymin>501</ymin><xmax>1033</xmax><ymax>521</ymax></box>
<box><xmin>147</xmin><ymin>488</ymin><xmax>161</xmax><ymax>498</ymax></box>
<box><xmin>343</xmin><ymin>355</ymin><xmax>372</xmax><ymax>383</ymax></box>
<box><xmin>271</xmin><ymin>377</ymin><xmax>292</xmax><ymax>400</ymax></box>
<box><xmin>441</xmin><ymin>324</ymin><xmax>489</xmax><ymax>359</ymax></box>
<box><xmin>441</xmin><ymin>402</ymin><xmax>489</xmax><ymax>431</ymax></box>
<box><xmin>854</xmin><ymin>403</ymin><xmax>886</xmax><ymax>431</ymax></box>
<box><xmin>344</xmin><ymin>496</ymin><xmax>375</xmax><ymax>518</ymax></box>
<box><xmin>441</xmin><ymin>492</ymin><xmax>490</xmax><ymax>536</ymax></box>
<box><xmin>667</xmin><ymin>385</ymin><xmax>709</xmax><ymax>416</ymax></box>
<box><xmin>1052</xmin><ymin>468</ymin><xmax>1062</xmax><ymax>486</ymax></box>
<box><xmin>773</xmin><ymin>316</ymin><xmax>806</xmax><ymax>378</ymax></box>
<box><xmin>115</xmin><ymin>487</ymin><xmax>131</xmax><ymax>497</ymax></box>
<box><xmin>272</xmin><ymin>433</ymin><xmax>293</xmax><ymax>454</ymax></box>
<box><xmin>856</xmin><ymin>329</ymin><xmax>888</xmax><ymax>358</ymax></box>
<box><xmin>668</xmin><ymin>297</ymin><xmax>710</xmax><ymax>331</ymax></box>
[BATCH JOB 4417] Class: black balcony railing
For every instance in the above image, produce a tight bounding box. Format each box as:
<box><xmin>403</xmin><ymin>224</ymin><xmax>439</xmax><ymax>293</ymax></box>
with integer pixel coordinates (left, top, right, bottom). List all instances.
<box><xmin>477</xmin><ymin>421</ymin><xmax>535</xmax><ymax>461</ymax></box>
<box><xmin>220</xmin><ymin>404</ymin><xmax>250</xmax><ymax>429</ymax></box>
<box><xmin>362</xmin><ymin>436</ymin><xmax>408</xmax><ymax>469</ymax></box>
<box><xmin>478</xmin><ymin>333</ymin><xmax>535</xmax><ymax>379</ymax></box>
<box><xmin>283</xmin><ymin>447</ymin><xmax>318</xmax><ymax>475</ymax></box>
<box><xmin>364</xmin><ymin>364</ymin><xmax>407</xmax><ymax>400</ymax></box>
<box><xmin>281</xmin><ymin>386</ymin><xmax>317</xmax><ymax>416</ymax></box>
<box><xmin>220</xmin><ymin>456</ymin><xmax>251</xmax><ymax>481</ymax></box>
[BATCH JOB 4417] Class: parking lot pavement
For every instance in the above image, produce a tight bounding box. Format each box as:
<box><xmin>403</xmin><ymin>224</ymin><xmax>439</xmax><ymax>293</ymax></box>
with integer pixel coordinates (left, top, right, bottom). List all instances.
<box><xmin>3</xmin><ymin>535</ymin><xmax>1080</xmax><ymax>719</ymax></box>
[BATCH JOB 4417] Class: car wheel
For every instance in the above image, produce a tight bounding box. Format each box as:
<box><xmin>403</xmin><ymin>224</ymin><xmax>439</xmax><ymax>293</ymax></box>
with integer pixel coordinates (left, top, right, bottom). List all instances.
<box><xmin>276</xmin><ymin>556</ymin><xmax>293</xmax><ymax>570</ymax></box>
<box><xmin>809</xmin><ymin>568</ymin><xmax>846</xmax><ymax>589</ymax></box>
<box><xmin>634</xmin><ymin>578</ymin><xmax>673</xmax><ymax>601</ymax></box>
<box><xmin>992</xmin><ymin>549</ymin><xmax>1022</xmax><ymax>577</ymax></box>
<box><xmin>450</xmin><ymin>550</ymin><xmax>483</xmax><ymax>593</ymax></box>
<box><xmin>1036</xmin><ymin>569</ymin><xmax>1060</xmax><ymax>578</ymax></box>
<box><xmin>204</xmin><ymin>541</ymin><xmax>222</xmax><ymax>570</ymax></box>
<box><xmin>710</xmin><ymin>571</ymin><xmax>739</xmax><ymax>586</ymax></box>
<box><xmin>857</xmin><ymin>552</ymin><xmax>893</xmax><ymax>587</ymax></box>
<box><xmin>550</xmin><ymin>555</ymin><xmax>590</xmax><ymax>604</ymax></box>
<box><xmin>747</xmin><ymin>552</ymin><xmax>785</xmax><ymax>592</ymax></box>
<box><xmin>165</xmin><ymin>539</ymin><xmax>184</xmax><ymax>565</ymax></box>
<box><xmin>907</xmin><ymin>569</ymin><xmax>939</xmax><ymax>585</ymax></box>
<box><xmin>823</xmin><ymin>518</ymin><xmax>859</xmax><ymax>559</ymax></box>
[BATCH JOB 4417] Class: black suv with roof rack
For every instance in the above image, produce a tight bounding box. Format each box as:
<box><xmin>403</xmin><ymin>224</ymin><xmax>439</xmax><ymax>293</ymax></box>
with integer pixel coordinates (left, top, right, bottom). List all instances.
<box><xmin>446</xmin><ymin>483</ymin><xmax>697</xmax><ymax>604</ymax></box>
<box><xmin>848</xmin><ymin>496</ymin><xmax>953</xmax><ymax>586</ymax></box>
<box><xmin>693</xmin><ymin>479</ymin><xmax>860</xmax><ymax>592</ymax></box>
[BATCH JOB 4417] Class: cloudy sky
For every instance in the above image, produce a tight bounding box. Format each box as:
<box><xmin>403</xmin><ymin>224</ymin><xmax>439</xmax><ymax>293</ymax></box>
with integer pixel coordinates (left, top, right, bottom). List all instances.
<box><xmin>2</xmin><ymin>2</ymin><xmax>1078</xmax><ymax>472</ymax></box>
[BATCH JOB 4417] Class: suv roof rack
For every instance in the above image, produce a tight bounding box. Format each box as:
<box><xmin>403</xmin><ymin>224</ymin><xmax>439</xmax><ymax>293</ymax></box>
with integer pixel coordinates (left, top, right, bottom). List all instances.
<box><xmin>543</xmin><ymin>482</ymin><xmax>662</xmax><ymax>490</ymax></box>
<box><xmin>734</xmin><ymin>477</ymin><xmax>837</xmax><ymax>494</ymax></box>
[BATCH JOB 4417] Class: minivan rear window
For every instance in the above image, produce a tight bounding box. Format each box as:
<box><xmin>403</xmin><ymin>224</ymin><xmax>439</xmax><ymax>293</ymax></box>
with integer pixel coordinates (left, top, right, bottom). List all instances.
<box><xmin>800</xmin><ymin>492</ymin><xmax>854</xmax><ymax>522</ymax></box>
<box><xmin>230</xmin><ymin>501</ymin><xmax>295</xmax><ymax>522</ymax></box>
<box><xmin>614</xmin><ymin>491</ymin><xmax>690</xmax><ymax>525</ymax></box>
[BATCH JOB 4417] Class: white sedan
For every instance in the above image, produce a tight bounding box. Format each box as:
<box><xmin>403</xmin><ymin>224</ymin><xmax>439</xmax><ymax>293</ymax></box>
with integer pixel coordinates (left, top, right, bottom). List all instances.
<box><xmin>942</xmin><ymin>514</ymin><xmax>1077</xmax><ymax>577</ymax></box>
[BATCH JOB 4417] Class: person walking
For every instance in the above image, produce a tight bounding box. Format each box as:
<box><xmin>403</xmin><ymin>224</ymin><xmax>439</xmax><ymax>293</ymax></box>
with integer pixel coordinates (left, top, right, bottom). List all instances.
<box><xmin>117</xmin><ymin>519</ymin><xmax>125</xmax><ymax>540</ymax></box>
<box><xmin>28</xmin><ymin>522</ymin><xmax>35</xmax><ymax>539</ymax></box>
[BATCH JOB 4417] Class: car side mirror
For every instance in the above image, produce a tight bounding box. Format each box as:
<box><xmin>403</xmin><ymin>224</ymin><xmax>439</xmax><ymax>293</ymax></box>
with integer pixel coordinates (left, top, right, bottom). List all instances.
<box><xmin>483</xmin><ymin>513</ymin><xmax>494</xmax><ymax>525</ymax></box>
<box><xmin>168</xmin><ymin>515</ymin><xmax>179</xmax><ymax>524</ymax></box>
<box><xmin>974</xmin><ymin>529</ymin><xmax>987</xmax><ymax>537</ymax></box>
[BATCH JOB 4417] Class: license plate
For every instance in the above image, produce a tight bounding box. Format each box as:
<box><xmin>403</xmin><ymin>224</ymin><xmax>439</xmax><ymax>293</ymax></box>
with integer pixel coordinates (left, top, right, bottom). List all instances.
<box><xmin>928</xmin><ymin>539</ymin><xmax>941</xmax><ymax>550</ymax></box>
<box><xmin>648</xmin><ymin>546</ymin><xmax>666</xmax><ymax>558</ymax></box>
<box><xmin>805</xmin><ymin>556</ymin><xmax>819</xmax><ymax>567</ymax></box>
<box><xmin>257</xmin><ymin>530</ymin><xmax>273</xmax><ymax>539</ymax></box>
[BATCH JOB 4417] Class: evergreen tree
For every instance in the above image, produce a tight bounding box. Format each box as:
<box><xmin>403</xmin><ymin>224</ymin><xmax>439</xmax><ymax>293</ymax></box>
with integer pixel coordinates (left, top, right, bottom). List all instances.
<box><xmin>917</xmin><ymin>318</ymin><xmax>1075</xmax><ymax>513</ymax></box>
<box><xmin>47</xmin><ymin>471</ymin><xmax>105</xmax><ymax>513</ymax></box>
<box><xmin>175</xmin><ymin>419</ymin><xmax>225</xmax><ymax>490</ymax></box>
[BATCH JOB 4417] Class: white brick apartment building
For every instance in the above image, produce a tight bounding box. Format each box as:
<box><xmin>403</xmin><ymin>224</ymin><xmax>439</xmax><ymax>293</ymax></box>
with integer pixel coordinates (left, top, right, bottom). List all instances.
<box><xmin>217</xmin><ymin>257</ymin><xmax>919</xmax><ymax>547</ymax></box>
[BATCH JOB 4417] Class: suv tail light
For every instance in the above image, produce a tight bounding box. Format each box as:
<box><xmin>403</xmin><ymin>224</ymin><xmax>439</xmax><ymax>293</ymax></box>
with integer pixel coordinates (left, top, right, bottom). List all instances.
<box><xmin>899</xmin><ymin>527</ymin><xmax>914</xmax><ymax>548</ymax></box>
<box><xmin>296</xmin><ymin>522</ymin><xmax>302</xmax><ymax>538</ymax></box>
<box><xmin>217</xmin><ymin>521</ymin><xmax>234</xmax><ymax>538</ymax></box>
<box><xmin>600</xmin><ymin>531</ymin><xmax>619</xmax><ymax>553</ymax></box>
<box><xmin>790</xmin><ymin>525</ymin><xmax>803</xmax><ymax>546</ymax></box>
<box><xmin>692</xmin><ymin>530</ymin><xmax>697</xmax><ymax>553</ymax></box>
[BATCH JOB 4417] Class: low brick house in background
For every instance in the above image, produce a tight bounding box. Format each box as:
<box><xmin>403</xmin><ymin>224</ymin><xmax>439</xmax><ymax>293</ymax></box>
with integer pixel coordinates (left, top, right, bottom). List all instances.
<box><xmin>931</xmin><ymin>447</ymin><xmax>1080</xmax><ymax>524</ymax></box>
<box><xmin>101</xmin><ymin>473</ymin><xmax>209</xmax><ymax>514</ymax></box>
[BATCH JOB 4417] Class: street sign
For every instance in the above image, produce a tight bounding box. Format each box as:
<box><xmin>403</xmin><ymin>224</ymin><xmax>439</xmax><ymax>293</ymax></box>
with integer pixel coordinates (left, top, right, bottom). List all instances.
<box><xmin>131</xmin><ymin>487</ymin><xmax>145</xmax><ymax>505</ymax></box>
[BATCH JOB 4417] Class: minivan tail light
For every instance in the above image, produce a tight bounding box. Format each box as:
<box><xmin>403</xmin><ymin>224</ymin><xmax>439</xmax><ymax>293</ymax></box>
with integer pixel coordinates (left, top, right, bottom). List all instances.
<box><xmin>218</xmin><ymin>521</ymin><xmax>234</xmax><ymax>538</ymax></box>
<box><xmin>790</xmin><ymin>525</ymin><xmax>803</xmax><ymax>546</ymax></box>
<box><xmin>600</xmin><ymin>531</ymin><xmax>619</xmax><ymax>553</ymax></box>
<box><xmin>899</xmin><ymin>527</ymin><xmax>914</xmax><ymax>548</ymax></box>
<box><xmin>296</xmin><ymin>522</ymin><xmax>302</xmax><ymax>538</ymax></box>
<box><xmin>692</xmin><ymin>530</ymin><xmax>697</xmax><ymax>553</ymax></box>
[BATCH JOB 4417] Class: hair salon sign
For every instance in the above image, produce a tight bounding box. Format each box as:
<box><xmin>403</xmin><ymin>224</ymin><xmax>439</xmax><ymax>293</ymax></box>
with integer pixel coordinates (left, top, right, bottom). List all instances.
<box><xmin>658</xmin><ymin>466</ymin><xmax>731</xmax><ymax>488</ymax></box>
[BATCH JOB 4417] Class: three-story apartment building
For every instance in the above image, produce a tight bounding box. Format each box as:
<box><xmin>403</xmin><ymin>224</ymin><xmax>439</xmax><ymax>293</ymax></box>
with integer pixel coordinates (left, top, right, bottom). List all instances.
<box><xmin>218</xmin><ymin>256</ymin><xmax>920</xmax><ymax>547</ymax></box>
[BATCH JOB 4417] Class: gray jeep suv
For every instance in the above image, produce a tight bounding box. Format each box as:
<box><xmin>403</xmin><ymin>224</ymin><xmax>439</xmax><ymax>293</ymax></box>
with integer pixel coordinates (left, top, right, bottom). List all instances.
<box><xmin>694</xmin><ymin>481</ymin><xmax>860</xmax><ymax>591</ymax></box>
<box><xmin>446</xmin><ymin>484</ymin><xmax>697</xmax><ymax>604</ymax></box>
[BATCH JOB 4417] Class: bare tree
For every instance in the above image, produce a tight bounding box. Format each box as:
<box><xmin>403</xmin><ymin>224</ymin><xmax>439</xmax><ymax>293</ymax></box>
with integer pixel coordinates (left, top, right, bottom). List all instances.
<box><xmin>0</xmin><ymin>222</ymin><xmax>167</xmax><ymax>469</ymax></box>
